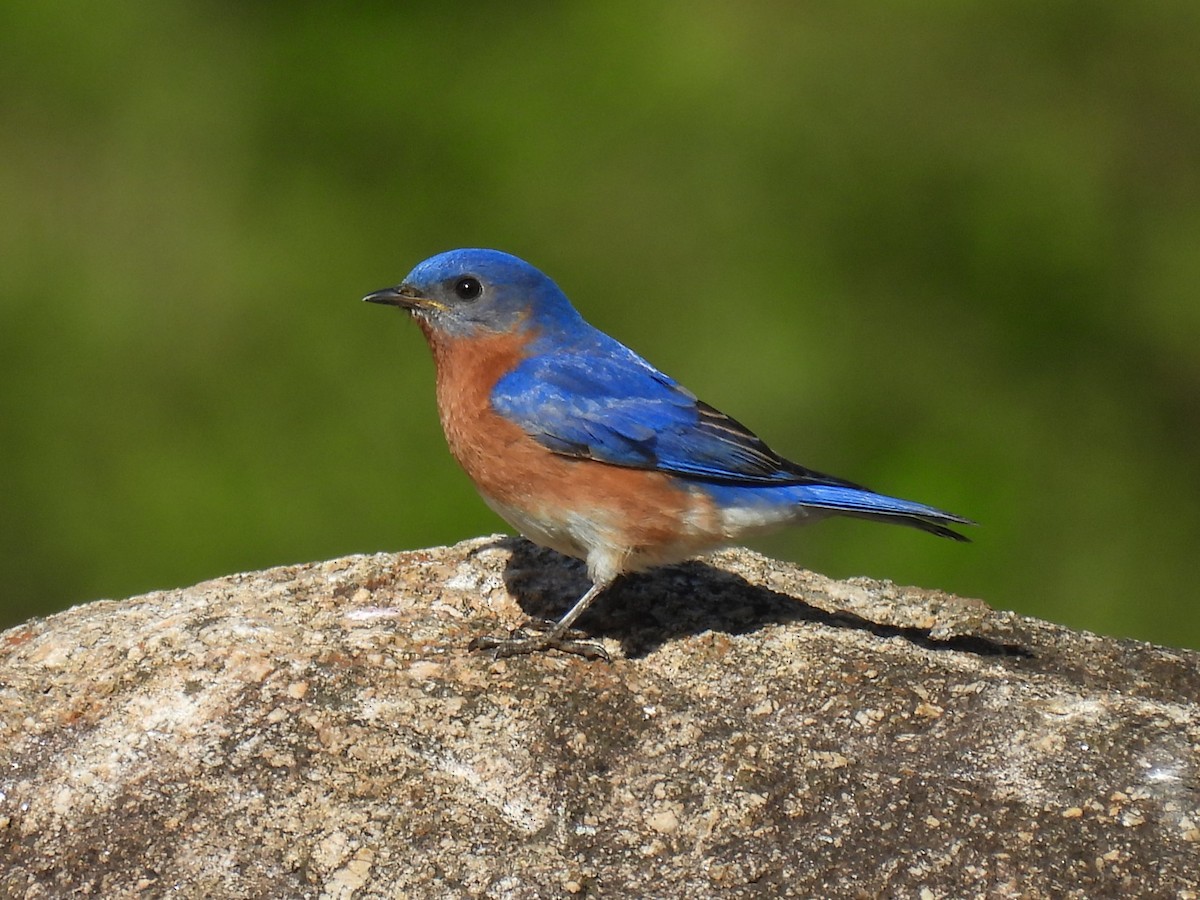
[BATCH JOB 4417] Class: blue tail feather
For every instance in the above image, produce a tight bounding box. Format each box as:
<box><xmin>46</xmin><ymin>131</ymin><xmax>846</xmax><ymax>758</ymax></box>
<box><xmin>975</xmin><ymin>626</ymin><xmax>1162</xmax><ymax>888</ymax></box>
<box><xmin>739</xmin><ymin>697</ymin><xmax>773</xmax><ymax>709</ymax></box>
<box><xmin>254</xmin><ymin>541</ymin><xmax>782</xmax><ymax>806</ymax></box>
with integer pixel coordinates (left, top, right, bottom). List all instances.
<box><xmin>702</xmin><ymin>481</ymin><xmax>973</xmax><ymax>542</ymax></box>
<box><xmin>790</xmin><ymin>484</ymin><xmax>973</xmax><ymax>541</ymax></box>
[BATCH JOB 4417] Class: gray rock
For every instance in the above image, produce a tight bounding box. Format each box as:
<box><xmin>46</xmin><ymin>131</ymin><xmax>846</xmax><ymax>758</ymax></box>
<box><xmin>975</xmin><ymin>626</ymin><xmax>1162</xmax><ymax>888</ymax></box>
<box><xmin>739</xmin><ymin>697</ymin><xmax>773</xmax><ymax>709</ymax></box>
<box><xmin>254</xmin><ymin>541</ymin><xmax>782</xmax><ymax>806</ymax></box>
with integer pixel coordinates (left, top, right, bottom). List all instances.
<box><xmin>1</xmin><ymin>536</ymin><xmax>1198</xmax><ymax>898</ymax></box>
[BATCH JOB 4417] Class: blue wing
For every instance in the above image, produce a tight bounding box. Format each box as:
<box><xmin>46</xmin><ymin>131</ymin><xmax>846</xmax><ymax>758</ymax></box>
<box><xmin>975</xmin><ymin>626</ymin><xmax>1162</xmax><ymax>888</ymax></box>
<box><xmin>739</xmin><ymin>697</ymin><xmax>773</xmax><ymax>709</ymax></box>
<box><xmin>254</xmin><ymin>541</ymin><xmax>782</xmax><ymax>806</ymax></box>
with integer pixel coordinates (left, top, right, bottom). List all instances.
<box><xmin>491</xmin><ymin>340</ymin><xmax>857</xmax><ymax>487</ymax></box>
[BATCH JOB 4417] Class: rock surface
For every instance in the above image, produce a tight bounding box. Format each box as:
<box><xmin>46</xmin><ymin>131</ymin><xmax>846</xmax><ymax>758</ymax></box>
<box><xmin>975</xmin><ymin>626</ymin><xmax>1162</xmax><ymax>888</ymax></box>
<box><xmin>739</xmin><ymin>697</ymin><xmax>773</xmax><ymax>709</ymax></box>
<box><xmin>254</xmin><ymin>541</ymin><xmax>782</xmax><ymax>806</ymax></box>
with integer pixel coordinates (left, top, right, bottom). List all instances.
<box><xmin>1</xmin><ymin>536</ymin><xmax>1198</xmax><ymax>898</ymax></box>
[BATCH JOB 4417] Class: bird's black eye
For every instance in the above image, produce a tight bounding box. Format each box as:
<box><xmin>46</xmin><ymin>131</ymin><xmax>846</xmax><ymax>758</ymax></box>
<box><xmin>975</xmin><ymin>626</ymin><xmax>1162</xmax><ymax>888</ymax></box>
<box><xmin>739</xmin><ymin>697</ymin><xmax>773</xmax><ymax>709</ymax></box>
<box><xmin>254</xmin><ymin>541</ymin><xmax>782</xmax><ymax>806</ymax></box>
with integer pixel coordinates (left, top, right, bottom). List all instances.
<box><xmin>453</xmin><ymin>277</ymin><xmax>482</xmax><ymax>301</ymax></box>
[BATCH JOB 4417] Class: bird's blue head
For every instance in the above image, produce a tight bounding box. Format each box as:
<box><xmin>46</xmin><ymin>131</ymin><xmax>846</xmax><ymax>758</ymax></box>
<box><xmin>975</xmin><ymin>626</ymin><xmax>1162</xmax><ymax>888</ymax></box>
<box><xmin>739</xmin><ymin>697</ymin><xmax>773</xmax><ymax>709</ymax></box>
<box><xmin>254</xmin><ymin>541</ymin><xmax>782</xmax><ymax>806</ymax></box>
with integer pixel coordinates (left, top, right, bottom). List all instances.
<box><xmin>363</xmin><ymin>249</ymin><xmax>582</xmax><ymax>340</ymax></box>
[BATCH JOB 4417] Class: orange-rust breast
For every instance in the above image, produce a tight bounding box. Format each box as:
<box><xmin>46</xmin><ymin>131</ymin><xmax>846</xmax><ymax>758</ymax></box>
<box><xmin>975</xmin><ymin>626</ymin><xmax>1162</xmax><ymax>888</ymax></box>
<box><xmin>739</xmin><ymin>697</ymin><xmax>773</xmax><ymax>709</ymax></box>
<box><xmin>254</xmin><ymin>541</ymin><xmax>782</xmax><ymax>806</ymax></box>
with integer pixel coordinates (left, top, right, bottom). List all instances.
<box><xmin>425</xmin><ymin>327</ymin><xmax>535</xmax><ymax>494</ymax></box>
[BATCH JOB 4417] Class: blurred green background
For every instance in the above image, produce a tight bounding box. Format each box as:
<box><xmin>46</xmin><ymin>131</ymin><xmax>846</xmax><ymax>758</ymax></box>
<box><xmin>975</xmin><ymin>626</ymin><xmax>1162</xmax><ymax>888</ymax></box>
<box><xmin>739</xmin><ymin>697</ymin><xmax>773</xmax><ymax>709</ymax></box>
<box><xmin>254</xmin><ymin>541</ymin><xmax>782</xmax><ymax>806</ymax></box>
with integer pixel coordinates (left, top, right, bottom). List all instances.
<box><xmin>2</xmin><ymin>3</ymin><xmax>1198</xmax><ymax>648</ymax></box>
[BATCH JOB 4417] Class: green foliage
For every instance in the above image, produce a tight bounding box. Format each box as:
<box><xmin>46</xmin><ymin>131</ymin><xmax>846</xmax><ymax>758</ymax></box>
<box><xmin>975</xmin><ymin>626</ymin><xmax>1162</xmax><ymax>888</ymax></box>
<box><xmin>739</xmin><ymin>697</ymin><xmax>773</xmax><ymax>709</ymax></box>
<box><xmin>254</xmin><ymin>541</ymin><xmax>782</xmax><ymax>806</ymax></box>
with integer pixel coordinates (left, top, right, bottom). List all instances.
<box><xmin>3</xmin><ymin>2</ymin><xmax>1198</xmax><ymax>646</ymax></box>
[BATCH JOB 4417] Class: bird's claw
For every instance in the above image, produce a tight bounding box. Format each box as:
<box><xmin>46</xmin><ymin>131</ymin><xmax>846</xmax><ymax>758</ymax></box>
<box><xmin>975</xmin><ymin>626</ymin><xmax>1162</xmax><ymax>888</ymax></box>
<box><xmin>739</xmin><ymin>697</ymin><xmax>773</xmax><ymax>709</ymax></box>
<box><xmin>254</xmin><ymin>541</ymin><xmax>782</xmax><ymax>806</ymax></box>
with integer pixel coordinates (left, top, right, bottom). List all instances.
<box><xmin>468</xmin><ymin>628</ymin><xmax>610</xmax><ymax>662</ymax></box>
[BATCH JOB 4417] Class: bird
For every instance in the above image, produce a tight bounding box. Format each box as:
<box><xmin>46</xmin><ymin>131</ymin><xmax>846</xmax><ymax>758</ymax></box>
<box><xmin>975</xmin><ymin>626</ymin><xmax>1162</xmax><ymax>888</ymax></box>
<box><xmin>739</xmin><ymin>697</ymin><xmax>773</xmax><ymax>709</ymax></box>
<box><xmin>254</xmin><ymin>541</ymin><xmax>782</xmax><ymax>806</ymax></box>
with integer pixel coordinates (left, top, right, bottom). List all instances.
<box><xmin>365</xmin><ymin>249</ymin><xmax>972</xmax><ymax>660</ymax></box>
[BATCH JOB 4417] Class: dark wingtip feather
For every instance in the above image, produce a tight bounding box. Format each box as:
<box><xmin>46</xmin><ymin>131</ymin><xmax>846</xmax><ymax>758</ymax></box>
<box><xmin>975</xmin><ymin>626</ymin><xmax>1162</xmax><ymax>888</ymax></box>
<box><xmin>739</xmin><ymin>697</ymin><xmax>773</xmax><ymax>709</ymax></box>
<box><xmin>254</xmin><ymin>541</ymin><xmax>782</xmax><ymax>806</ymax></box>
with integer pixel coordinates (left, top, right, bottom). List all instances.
<box><xmin>841</xmin><ymin>510</ymin><xmax>975</xmax><ymax>542</ymax></box>
<box><xmin>920</xmin><ymin>520</ymin><xmax>972</xmax><ymax>542</ymax></box>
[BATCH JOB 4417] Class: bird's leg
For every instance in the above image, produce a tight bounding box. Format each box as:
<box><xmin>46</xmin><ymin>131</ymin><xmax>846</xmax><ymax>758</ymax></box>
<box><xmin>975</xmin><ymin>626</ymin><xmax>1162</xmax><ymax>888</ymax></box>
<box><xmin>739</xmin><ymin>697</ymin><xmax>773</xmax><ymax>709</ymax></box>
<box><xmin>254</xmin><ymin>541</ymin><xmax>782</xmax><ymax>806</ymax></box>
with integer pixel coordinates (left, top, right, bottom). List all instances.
<box><xmin>469</xmin><ymin>578</ymin><xmax>613</xmax><ymax>661</ymax></box>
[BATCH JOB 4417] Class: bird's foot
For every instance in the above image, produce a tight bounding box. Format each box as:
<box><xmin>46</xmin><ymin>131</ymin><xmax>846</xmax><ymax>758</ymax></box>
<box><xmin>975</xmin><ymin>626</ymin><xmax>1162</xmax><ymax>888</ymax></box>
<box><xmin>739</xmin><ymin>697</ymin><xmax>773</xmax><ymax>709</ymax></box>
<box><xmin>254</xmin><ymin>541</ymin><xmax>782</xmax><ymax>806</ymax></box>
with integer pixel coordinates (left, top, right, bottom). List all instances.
<box><xmin>468</xmin><ymin>625</ymin><xmax>610</xmax><ymax>662</ymax></box>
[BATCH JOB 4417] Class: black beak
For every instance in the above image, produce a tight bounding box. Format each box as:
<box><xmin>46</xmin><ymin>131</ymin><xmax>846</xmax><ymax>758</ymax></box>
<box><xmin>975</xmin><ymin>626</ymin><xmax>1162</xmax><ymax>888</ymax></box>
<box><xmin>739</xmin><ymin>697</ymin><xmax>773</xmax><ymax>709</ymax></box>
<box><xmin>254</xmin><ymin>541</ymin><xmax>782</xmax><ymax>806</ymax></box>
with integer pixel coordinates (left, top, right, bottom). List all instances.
<box><xmin>363</xmin><ymin>285</ymin><xmax>419</xmax><ymax>308</ymax></box>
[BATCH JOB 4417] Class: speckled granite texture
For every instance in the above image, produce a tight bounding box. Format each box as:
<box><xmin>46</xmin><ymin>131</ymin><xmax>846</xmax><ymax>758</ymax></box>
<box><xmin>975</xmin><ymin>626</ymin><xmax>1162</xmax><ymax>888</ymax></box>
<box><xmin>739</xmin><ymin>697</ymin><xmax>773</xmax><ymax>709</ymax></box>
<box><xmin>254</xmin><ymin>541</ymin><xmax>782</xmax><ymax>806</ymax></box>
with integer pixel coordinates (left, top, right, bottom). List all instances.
<box><xmin>2</xmin><ymin>536</ymin><xmax>1198</xmax><ymax>898</ymax></box>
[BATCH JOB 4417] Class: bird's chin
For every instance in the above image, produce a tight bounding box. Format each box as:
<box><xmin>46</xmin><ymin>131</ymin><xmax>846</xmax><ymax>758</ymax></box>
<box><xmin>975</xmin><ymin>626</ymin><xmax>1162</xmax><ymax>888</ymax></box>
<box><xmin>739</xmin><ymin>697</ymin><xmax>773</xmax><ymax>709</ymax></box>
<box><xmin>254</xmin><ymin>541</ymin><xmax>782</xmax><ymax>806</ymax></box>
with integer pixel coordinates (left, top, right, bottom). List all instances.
<box><xmin>409</xmin><ymin>311</ymin><xmax>440</xmax><ymax>342</ymax></box>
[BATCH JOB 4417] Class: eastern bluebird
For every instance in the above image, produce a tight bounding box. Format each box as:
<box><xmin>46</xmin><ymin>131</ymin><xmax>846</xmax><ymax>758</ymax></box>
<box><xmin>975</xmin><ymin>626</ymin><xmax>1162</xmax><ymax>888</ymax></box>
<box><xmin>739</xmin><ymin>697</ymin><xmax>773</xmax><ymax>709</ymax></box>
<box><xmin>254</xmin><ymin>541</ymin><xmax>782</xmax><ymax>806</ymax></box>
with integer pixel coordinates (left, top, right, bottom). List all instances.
<box><xmin>365</xmin><ymin>249</ymin><xmax>972</xmax><ymax>660</ymax></box>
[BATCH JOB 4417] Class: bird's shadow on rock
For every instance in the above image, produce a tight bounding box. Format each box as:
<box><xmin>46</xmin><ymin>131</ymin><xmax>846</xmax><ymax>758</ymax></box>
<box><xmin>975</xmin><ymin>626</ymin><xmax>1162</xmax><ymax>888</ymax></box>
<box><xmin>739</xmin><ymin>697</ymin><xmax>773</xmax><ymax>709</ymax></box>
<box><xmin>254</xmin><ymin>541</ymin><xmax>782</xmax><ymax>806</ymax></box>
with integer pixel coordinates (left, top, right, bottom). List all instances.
<box><xmin>487</xmin><ymin>536</ymin><xmax>1029</xmax><ymax>661</ymax></box>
